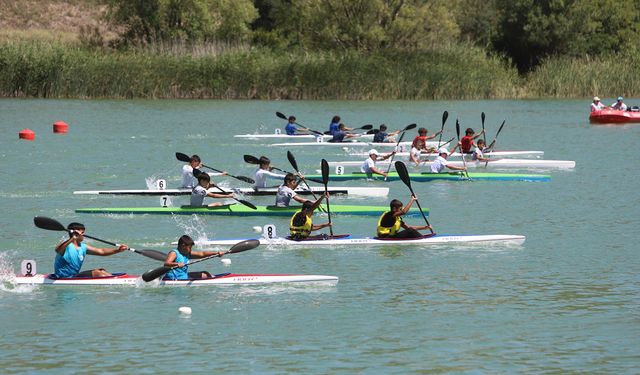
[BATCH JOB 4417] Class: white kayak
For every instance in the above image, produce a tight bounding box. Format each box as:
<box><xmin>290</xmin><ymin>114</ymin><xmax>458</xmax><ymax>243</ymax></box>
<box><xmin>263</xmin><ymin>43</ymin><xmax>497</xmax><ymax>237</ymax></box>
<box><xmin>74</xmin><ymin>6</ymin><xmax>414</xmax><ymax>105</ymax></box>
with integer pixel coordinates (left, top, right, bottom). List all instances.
<box><xmin>271</xmin><ymin>141</ymin><xmax>439</xmax><ymax>149</ymax></box>
<box><xmin>194</xmin><ymin>233</ymin><xmax>526</xmax><ymax>247</ymax></box>
<box><xmin>327</xmin><ymin>158</ymin><xmax>575</xmax><ymax>169</ymax></box>
<box><xmin>235</xmin><ymin>132</ymin><xmax>376</xmax><ymax>140</ymax></box>
<box><xmin>349</xmin><ymin>150</ymin><xmax>545</xmax><ymax>158</ymax></box>
<box><xmin>74</xmin><ymin>186</ymin><xmax>389</xmax><ymax>197</ymax></box>
<box><xmin>14</xmin><ymin>273</ymin><xmax>338</xmax><ymax>286</ymax></box>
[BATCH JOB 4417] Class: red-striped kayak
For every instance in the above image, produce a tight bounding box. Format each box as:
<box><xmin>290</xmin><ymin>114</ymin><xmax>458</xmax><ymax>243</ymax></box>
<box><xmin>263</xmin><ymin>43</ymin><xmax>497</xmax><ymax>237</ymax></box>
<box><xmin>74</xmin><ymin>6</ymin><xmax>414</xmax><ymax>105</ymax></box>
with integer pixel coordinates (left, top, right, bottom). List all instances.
<box><xmin>590</xmin><ymin>109</ymin><xmax>640</xmax><ymax>124</ymax></box>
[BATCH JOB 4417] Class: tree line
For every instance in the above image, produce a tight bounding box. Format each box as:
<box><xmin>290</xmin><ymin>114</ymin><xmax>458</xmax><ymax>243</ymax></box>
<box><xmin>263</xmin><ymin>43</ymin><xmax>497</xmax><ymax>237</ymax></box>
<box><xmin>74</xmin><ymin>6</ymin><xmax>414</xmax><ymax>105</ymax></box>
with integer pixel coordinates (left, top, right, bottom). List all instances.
<box><xmin>103</xmin><ymin>0</ymin><xmax>640</xmax><ymax>73</ymax></box>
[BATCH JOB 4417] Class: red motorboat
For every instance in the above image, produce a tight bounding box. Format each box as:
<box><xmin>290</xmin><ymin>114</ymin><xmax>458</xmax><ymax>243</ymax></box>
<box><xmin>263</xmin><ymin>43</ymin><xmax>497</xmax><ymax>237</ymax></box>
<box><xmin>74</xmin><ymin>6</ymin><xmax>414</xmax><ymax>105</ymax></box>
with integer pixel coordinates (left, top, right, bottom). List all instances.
<box><xmin>590</xmin><ymin>109</ymin><xmax>640</xmax><ymax>124</ymax></box>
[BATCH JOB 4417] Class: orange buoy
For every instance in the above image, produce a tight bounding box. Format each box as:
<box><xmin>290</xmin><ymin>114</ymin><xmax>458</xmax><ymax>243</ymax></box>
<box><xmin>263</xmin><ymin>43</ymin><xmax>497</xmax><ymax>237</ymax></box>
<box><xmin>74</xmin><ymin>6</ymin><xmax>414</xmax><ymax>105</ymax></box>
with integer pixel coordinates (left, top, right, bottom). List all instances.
<box><xmin>53</xmin><ymin>121</ymin><xmax>69</xmax><ymax>134</ymax></box>
<box><xmin>19</xmin><ymin>128</ymin><xmax>35</xmax><ymax>141</ymax></box>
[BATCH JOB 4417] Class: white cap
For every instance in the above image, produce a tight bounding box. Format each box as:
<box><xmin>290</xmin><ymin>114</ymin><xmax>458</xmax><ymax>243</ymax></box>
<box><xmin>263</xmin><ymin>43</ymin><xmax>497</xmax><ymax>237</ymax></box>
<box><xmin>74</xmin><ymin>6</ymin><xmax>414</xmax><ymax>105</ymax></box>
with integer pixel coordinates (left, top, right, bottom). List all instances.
<box><xmin>438</xmin><ymin>147</ymin><xmax>449</xmax><ymax>155</ymax></box>
<box><xmin>593</xmin><ymin>96</ymin><xmax>600</xmax><ymax>101</ymax></box>
<box><xmin>368</xmin><ymin>149</ymin><xmax>378</xmax><ymax>156</ymax></box>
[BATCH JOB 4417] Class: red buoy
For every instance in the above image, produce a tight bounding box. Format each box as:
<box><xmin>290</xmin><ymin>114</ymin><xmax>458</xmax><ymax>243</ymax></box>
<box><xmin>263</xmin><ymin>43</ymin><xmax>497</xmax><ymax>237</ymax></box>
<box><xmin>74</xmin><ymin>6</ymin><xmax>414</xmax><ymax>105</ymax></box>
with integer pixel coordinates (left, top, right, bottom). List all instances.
<box><xmin>53</xmin><ymin>121</ymin><xmax>69</xmax><ymax>134</ymax></box>
<box><xmin>19</xmin><ymin>128</ymin><xmax>35</xmax><ymax>141</ymax></box>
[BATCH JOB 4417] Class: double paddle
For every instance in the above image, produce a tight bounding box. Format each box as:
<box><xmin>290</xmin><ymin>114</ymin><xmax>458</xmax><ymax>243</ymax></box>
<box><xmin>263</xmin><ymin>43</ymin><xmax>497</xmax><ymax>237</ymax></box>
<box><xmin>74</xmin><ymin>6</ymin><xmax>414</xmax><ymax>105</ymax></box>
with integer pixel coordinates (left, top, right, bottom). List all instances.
<box><xmin>383</xmin><ymin>123</ymin><xmax>417</xmax><ymax>180</ymax></box>
<box><xmin>34</xmin><ymin>216</ymin><xmax>167</xmax><ymax>261</ymax></box>
<box><xmin>437</xmin><ymin>111</ymin><xmax>449</xmax><ymax>147</ymax></box>
<box><xmin>275</xmin><ymin>112</ymin><xmax>324</xmax><ymax>136</ymax></box>
<box><xmin>176</xmin><ymin>152</ymin><xmax>254</xmax><ymax>184</ymax></box>
<box><xmin>455</xmin><ymin>119</ymin><xmax>471</xmax><ymax>179</ymax></box>
<box><xmin>286</xmin><ymin>151</ymin><xmax>326</xmax><ymax>212</ymax></box>
<box><xmin>485</xmin><ymin>120</ymin><xmax>506</xmax><ymax>167</ymax></box>
<box><xmin>191</xmin><ymin>169</ymin><xmax>257</xmax><ymax>210</ymax></box>
<box><xmin>243</xmin><ymin>154</ymin><xmax>323</xmax><ymax>184</ymax></box>
<box><xmin>321</xmin><ymin>159</ymin><xmax>333</xmax><ymax>236</ymax></box>
<box><xmin>394</xmin><ymin>161</ymin><xmax>434</xmax><ymax>234</ymax></box>
<box><xmin>141</xmin><ymin>239</ymin><xmax>260</xmax><ymax>282</ymax></box>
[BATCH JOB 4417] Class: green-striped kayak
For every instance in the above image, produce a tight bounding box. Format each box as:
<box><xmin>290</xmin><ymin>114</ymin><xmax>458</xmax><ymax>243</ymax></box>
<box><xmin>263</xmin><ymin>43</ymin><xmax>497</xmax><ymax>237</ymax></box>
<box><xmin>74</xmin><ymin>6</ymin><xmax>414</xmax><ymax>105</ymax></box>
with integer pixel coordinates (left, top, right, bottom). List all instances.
<box><xmin>305</xmin><ymin>171</ymin><xmax>550</xmax><ymax>182</ymax></box>
<box><xmin>75</xmin><ymin>204</ymin><xmax>425</xmax><ymax>217</ymax></box>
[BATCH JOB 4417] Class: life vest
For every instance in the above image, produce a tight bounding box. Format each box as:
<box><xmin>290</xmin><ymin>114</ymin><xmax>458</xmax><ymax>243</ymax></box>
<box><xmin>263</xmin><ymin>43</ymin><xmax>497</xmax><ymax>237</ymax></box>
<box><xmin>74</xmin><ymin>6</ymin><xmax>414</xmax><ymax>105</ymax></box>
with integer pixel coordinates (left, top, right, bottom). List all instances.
<box><xmin>290</xmin><ymin>211</ymin><xmax>312</xmax><ymax>238</ymax></box>
<box><xmin>377</xmin><ymin>211</ymin><xmax>402</xmax><ymax>237</ymax></box>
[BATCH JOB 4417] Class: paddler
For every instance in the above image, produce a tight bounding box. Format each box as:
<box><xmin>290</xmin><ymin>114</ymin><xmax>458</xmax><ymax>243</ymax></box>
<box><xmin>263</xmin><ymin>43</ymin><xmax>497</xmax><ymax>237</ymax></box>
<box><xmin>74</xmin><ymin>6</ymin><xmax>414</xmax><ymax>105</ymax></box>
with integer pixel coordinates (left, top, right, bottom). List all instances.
<box><xmin>328</xmin><ymin>123</ymin><xmax>359</xmax><ymax>142</ymax></box>
<box><xmin>54</xmin><ymin>222</ymin><xmax>128</xmax><ymax>278</ymax></box>
<box><xmin>361</xmin><ymin>149</ymin><xmax>395</xmax><ymax>178</ymax></box>
<box><xmin>460</xmin><ymin>127</ymin><xmax>485</xmax><ymax>154</ymax></box>
<box><xmin>430</xmin><ymin>146</ymin><xmax>467</xmax><ymax>173</ymax></box>
<box><xmin>275</xmin><ymin>173</ymin><xmax>308</xmax><ymax>207</ymax></box>
<box><xmin>472</xmin><ymin>139</ymin><xmax>496</xmax><ymax>163</ymax></box>
<box><xmin>377</xmin><ymin>197</ymin><xmax>432</xmax><ymax>239</ymax></box>
<box><xmin>163</xmin><ymin>235</ymin><xmax>225</xmax><ymax>280</ymax></box>
<box><xmin>285</xmin><ymin>115</ymin><xmax>308</xmax><ymax>135</ymax></box>
<box><xmin>411</xmin><ymin>127</ymin><xmax>441</xmax><ymax>149</ymax></box>
<box><xmin>289</xmin><ymin>193</ymin><xmax>331</xmax><ymax>240</ymax></box>
<box><xmin>372</xmin><ymin>124</ymin><xmax>400</xmax><ymax>143</ymax></box>
<box><xmin>254</xmin><ymin>156</ymin><xmax>285</xmax><ymax>189</ymax></box>
<box><xmin>181</xmin><ymin>154</ymin><xmax>202</xmax><ymax>188</ymax></box>
<box><xmin>190</xmin><ymin>172</ymin><xmax>234</xmax><ymax>207</ymax></box>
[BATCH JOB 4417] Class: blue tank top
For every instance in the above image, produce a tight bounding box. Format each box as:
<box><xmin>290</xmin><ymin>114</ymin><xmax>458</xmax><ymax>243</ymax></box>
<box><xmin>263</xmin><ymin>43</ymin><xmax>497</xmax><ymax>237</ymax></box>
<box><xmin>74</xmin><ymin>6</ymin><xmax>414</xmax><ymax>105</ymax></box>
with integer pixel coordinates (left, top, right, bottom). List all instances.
<box><xmin>164</xmin><ymin>250</ymin><xmax>190</xmax><ymax>280</ymax></box>
<box><xmin>54</xmin><ymin>243</ymin><xmax>88</xmax><ymax>278</ymax></box>
<box><xmin>329</xmin><ymin>122</ymin><xmax>339</xmax><ymax>135</ymax></box>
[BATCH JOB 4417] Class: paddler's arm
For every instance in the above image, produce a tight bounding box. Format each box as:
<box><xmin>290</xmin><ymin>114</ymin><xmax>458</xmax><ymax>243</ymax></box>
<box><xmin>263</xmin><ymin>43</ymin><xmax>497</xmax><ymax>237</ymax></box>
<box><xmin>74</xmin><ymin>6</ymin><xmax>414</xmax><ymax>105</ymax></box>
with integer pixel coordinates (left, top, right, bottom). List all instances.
<box><xmin>191</xmin><ymin>250</ymin><xmax>225</xmax><ymax>259</ymax></box>
<box><xmin>309</xmin><ymin>192</ymin><xmax>328</xmax><ymax>211</ymax></box>
<box><xmin>379</xmin><ymin>151</ymin><xmax>396</xmax><ymax>161</ymax></box>
<box><xmin>55</xmin><ymin>235</ymin><xmax>75</xmax><ymax>255</ymax></box>
<box><xmin>399</xmin><ymin>196</ymin><xmax>417</xmax><ymax>215</ymax></box>
<box><xmin>164</xmin><ymin>251</ymin><xmax>184</xmax><ymax>268</ymax></box>
<box><xmin>86</xmin><ymin>243</ymin><xmax>128</xmax><ymax>256</ymax></box>
<box><xmin>311</xmin><ymin>222</ymin><xmax>332</xmax><ymax>230</ymax></box>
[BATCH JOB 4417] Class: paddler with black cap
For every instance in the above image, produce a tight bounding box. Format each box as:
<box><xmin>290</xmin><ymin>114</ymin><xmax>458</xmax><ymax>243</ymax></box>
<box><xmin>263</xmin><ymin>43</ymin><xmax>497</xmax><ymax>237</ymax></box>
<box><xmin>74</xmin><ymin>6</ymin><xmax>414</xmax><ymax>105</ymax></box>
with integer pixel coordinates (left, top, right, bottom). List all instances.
<box><xmin>430</xmin><ymin>144</ymin><xmax>467</xmax><ymax>173</ymax></box>
<box><xmin>289</xmin><ymin>193</ymin><xmax>331</xmax><ymax>240</ymax></box>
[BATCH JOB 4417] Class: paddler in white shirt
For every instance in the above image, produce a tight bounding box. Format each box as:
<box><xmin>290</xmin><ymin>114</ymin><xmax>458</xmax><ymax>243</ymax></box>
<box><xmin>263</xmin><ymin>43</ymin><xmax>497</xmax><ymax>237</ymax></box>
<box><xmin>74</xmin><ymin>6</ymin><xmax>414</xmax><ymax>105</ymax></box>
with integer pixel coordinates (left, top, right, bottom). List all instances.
<box><xmin>181</xmin><ymin>154</ymin><xmax>202</xmax><ymax>188</ymax></box>
<box><xmin>275</xmin><ymin>173</ymin><xmax>308</xmax><ymax>207</ymax></box>
<box><xmin>430</xmin><ymin>145</ymin><xmax>467</xmax><ymax>173</ymax></box>
<box><xmin>377</xmin><ymin>197</ymin><xmax>432</xmax><ymax>239</ymax></box>
<box><xmin>254</xmin><ymin>156</ymin><xmax>286</xmax><ymax>189</ymax></box>
<box><xmin>289</xmin><ymin>193</ymin><xmax>332</xmax><ymax>240</ymax></box>
<box><xmin>472</xmin><ymin>139</ymin><xmax>496</xmax><ymax>163</ymax></box>
<box><xmin>190</xmin><ymin>172</ymin><xmax>234</xmax><ymax>207</ymax></box>
<box><xmin>361</xmin><ymin>149</ymin><xmax>395</xmax><ymax>178</ymax></box>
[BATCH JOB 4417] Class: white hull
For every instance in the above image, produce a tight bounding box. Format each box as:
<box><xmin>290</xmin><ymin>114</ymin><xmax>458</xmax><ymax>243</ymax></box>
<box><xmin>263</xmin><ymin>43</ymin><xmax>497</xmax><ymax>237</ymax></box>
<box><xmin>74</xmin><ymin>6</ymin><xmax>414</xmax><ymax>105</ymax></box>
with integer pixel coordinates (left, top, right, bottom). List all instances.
<box><xmin>271</xmin><ymin>141</ymin><xmax>439</xmax><ymax>149</ymax></box>
<box><xmin>74</xmin><ymin>186</ymin><xmax>389</xmax><ymax>197</ymax></box>
<box><xmin>195</xmin><ymin>234</ymin><xmax>526</xmax><ymax>247</ymax></box>
<box><xmin>236</xmin><ymin>133</ymin><xmax>376</xmax><ymax>140</ymax></box>
<box><xmin>327</xmin><ymin>159</ymin><xmax>575</xmax><ymax>169</ymax></box>
<box><xmin>349</xmin><ymin>150</ymin><xmax>545</xmax><ymax>158</ymax></box>
<box><xmin>14</xmin><ymin>273</ymin><xmax>338</xmax><ymax>286</ymax></box>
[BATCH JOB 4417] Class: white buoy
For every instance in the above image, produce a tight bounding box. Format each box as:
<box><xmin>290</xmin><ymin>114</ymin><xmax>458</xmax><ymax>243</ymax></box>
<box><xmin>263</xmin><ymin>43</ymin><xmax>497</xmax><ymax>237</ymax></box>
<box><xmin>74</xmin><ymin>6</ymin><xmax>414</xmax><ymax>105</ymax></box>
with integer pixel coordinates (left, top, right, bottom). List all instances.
<box><xmin>220</xmin><ymin>258</ymin><xmax>231</xmax><ymax>266</ymax></box>
<box><xmin>178</xmin><ymin>306</ymin><xmax>192</xmax><ymax>315</ymax></box>
<box><xmin>252</xmin><ymin>226</ymin><xmax>262</xmax><ymax>233</ymax></box>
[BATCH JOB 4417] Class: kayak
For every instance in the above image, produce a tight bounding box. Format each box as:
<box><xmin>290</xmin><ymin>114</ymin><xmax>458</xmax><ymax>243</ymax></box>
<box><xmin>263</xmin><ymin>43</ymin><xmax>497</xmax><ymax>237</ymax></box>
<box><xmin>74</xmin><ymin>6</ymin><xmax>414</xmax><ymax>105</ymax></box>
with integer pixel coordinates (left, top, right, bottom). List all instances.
<box><xmin>14</xmin><ymin>273</ymin><xmax>338</xmax><ymax>286</ymax></box>
<box><xmin>193</xmin><ymin>233</ymin><xmax>526</xmax><ymax>247</ymax></box>
<box><xmin>349</xmin><ymin>150</ymin><xmax>545</xmax><ymax>158</ymax></box>
<box><xmin>589</xmin><ymin>109</ymin><xmax>640</xmax><ymax>124</ymax></box>
<box><xmin>75</xmin><ymin>204</ymin><xmax>424</xmax><ymax>217</ymax></box>
<box><xmin>73</xmin><ymin>186</ymin><xmax>389</xmax><ymax>197</ymax></box>
<box><xmin>235</xmin><ymin>132</ymin><xmax>376</xmax><ymax>140</ymax></box>
<box><xmin>327</xmin><ymin>159</ymin><xmax>575</xmax><ymax>169</ymax></box>
<box><xmin>304</xmin><ymin>172</ymin><xmax>551</xmax><ymax>182</ymax></box>
<box><xmin>271</xmin><ymin>141</ymin><xmax>438</xmax><ymax>149</ymax></box>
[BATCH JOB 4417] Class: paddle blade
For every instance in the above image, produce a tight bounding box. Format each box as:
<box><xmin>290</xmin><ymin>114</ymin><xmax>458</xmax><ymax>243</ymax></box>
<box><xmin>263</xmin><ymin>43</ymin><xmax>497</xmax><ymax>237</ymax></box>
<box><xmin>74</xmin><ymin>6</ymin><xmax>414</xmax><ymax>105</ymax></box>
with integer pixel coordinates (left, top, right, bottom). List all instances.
<box><xmin>442</xmin><ymin>111</ymin><xmax>448</xmax><ymax>127</ymax></box>
<box><xmin>404</xmin><ymin>123</ymin><xmax>417</xmax><ymax>131</ymax></box>
<box><xmin>192</xmin><ymin>168</ymin><xmax>203</xmax><ymax>177</ymax></box>
<box><xmin>142</xmin><ymin>266</ymin><xmax>172</xmax><ymax>282</ymax></box>
<box><xmin>234</xmin><ymin>175</ymin><xmax>255</xmax><ymax>184</ymax></box>
<box><xmin>360</xmin><ymin>124</ymin><xmax>373</xmax><ymax>130</ymax></box>
<box><xmin>481</xmin><ymin>112</ymin><xmax>486</xmax><ymax>127</ymax></box>
<box><xmin>455</xmin><ymin>119</ymin><xmax>461</xmax><ymax>140</ymax></box>
<box><xmin>286</xmin><ymin>150</ymin><xmax>299</xmax><ymax>171</ymax></box>
<box><xmin>175</xmin><ymin>152</ymin><xmax>190</xmax><ymax>162</ymax></box>
<box><xmin>34</xmin><ymin>216</ymin><xmax>66</xmax><ymax>232</ymax></box>
<box><xmin>137</xmin><ymin>249</ymin><xmax>168</xmax><ymax>261</ymax></box>
<box><xmin>394</xmin><ymin>161</ymin><xmax>412</xmax><ymax>188</ymax></box>
<box><xmin>495</xmin><ymin>120</ymin><xmax>506</xmax><ymax>138</ymax></box>
<box><xmin>237</xmin><ymin>199</ymin><xmax>257</xmax><ymax>210</ymax></box>
<box><xmin>244</xmin><ymin>155</ymin><xmax>260</xmax><ymax>164</ymax></box>
<box><xmin>275</xmin><ymin>111</ymin><xmax>287</xmax><ymax>120</ymax></box>
<box><xmin>227</xmin><ymin>239</ymin><xmax>260</xmax><ymax>254</ymax></box>
<box><xmin>321</xmin><ymin>159</ymin><xmax>330</xmax><ymax>186</ymax></box>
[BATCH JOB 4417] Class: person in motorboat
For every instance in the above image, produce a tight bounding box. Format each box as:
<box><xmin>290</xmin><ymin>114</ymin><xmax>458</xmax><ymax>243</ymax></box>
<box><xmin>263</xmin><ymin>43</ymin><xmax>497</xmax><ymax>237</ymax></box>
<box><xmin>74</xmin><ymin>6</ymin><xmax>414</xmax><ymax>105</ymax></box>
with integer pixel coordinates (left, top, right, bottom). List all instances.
<box><xmin>54</xmin><ymin>222</ymin><xmax>128</xmax><ymax>278</ymax></box>
<box><xmin>411</xmin><ymin>127</ymin><xmax>441</xmax><ymax>149</ymax></box>
<box><xmin>361</xmin><ymin>149</ymin><xmax>396</xmax><ymax>178</ymax></box>
<box><xmin>430</xmin><ymin>145</ymin><xmax>467</xmax><ymax>173</ymax></box>
<box><xmin>328</xmin><ymin>115</ymin><xmax>352</xmax><ymax>135</ymax></box>
<box><xmin>472</xmin><ymin>139</ymin><xmax>496</xmax><ymax>163</ymax></box>
<box><xmin>254</xmin><ymin>156</ymin><xmax>285</xmax><ymax>189</ymax></box>
<box><xmin>275</xmin><ymin>173</ymin><xmax>308</xmax><ymax>207</ymax></box>
<box><xmin>372</xmin><ymin>124</ymin><xmax>400</xmax><ymax>143</ymax></box>
<box><xmin>377</xmin><ymin>197</ymin><xmax>432</xmax><ymax>239</ymax></box>
<box><xmin>328</xmin><ymin>123</ymin><xmax>359</xmax><ymax>142</ymax></box>
<box><xmin>190</xmin><ymin>172</ymin><xmax>234</xmax><ymax>207</ymax></box>
<box><xmin>591</xmin><ymin>96</ymin><xmax>606</xmax><ymax>112</ymax></box>
<box><xmin>181</xmin><ymin>154</ymin><xmax>202</xmax><ymax>188</ymax></box>
<box><xmin>461</xmin><ymin>127</ymin><xmax>485</xmax><ymax>154</ymax></box>
<box><xmin>289</xmin><ymin>193</ymin><xmax>332</xmax><ymax>240</ymax></box>
<box><xmin>163</xmin><ymin>235</ymin><xmax>225</xmax><ymax>280</ymax></box>
<box><xmin>610</xmin><ymin>96</ymin><xmax>628</xmax><ymax>111</ymax></box>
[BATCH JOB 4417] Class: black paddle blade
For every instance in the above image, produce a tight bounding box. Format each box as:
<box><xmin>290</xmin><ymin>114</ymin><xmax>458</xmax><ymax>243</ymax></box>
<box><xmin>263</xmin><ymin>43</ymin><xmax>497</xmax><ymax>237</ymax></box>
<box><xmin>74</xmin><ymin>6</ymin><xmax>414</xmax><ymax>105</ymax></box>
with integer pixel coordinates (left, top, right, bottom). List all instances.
<box><xmin>481</xmin><ymin>112</ymin><xmax>486</xmax><ymax>126</ymax></box>
<box><xmin>360</xmin><ymin>124</ymin><xmax>373</xmax><ymax>130</ymax></box>
<box><xmin>394</xmin><ymin>161</ymin><xmax>412</xmax><ymax>188</ymax></box>
<box><xmin>238</xmin><ymin>199</ymin><xmax>257</xmax><ymax>210</ymax></box>
<box><xmin>176</xmin><ymin>152</ymin><xmax>190</xmax><ymax>162</ymax></box>
<box><xmin>286</xmin><ymin>150</ymin><xmax>299</xmax><ymax>171</ymax></box>
<box><xmin>442</xmin><ymin>111</ymin><xmax>448</xmax><ymax>126</ymax></box>
<box><xmin>455</xmin><ymin>119</ymin><xmax>461</xmax><ymax>140</ymax></box>
<box><xmin>495</xmin><ymin>120</ymin><xmax>506</xmax><ymax>138</ymax></box>
<box><xmin>228</xmin><ymin>239</ymin><xmax>260</xmax><ymax>254</ymax></box>
<box><xmin>244</xmin><ymin>155</ymin><xmax>260</xmax><ymax>164</ymax></box>
<box><xmin>34</xmin><ymin>216</ymin><xmax>66</xmax><ymax>232</ymax></box>
<box><xmin>321</xmin><ymin>159</ymin><xmax>330</xmax><ymax>185</ymax></box>
<box><xmin>404</xmin><ymin>123</ymin><xmax>417</xmax><ymax>131</ymax></box>
<box><xmin>137</xmin><ymin>249</ymin><xmax>168</xmax><ymax>261</ymax></box>
<box><xmin>275</xmin><ymin>111</ymin><xmax>287</xmax><ymax>120</ymax></box>
<box><xmin>142</xmin><ymin>266</ymin><xmax>172</xmax><ymax>282</ymax></box>
<box><xmin>192</xmin><ymin>168</ymin><xmax>203</xmax><ymax>177</ymax></box>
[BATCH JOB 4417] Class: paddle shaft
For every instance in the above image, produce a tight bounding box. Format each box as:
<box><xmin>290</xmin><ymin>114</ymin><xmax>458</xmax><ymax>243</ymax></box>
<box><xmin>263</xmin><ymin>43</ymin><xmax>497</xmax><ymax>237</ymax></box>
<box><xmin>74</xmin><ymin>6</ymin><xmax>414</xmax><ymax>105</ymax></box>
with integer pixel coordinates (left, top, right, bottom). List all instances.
<box><xmin>321</xmin><ymin>159</ymin><xmax>334</xmax><ymax>236</ymax></box>
<box><xmin>455</xmin><ymin>120</ymin><xmax>470</xmax><ymax>179</ymax></box>
<box><xmin>175</xmin><ymin>152</ymin><xmax>254</xmax><ymax>184</ymax></box>
<box><xmin>485</xmin><ymin>120</ymin><xmax>505</xmax><ymax>168</ymax></box>
<box><xmin>276</xmin><ymin>112</ymin><xmax>323</xmax><ymax>135</ymax></box>
<box><xmin>394</xmin><ymin>162</ymin><xmax>433</xmax><ymax>233</ymax></box>
<box><xmin>383</xmin><ymin>123</ymin><xmax>416</xmax><ymax>180</ymax></box>
<box><xmin>286</xmin><ymin>151</ymin><xmax>326</xmax><ymax>212</ymax></box>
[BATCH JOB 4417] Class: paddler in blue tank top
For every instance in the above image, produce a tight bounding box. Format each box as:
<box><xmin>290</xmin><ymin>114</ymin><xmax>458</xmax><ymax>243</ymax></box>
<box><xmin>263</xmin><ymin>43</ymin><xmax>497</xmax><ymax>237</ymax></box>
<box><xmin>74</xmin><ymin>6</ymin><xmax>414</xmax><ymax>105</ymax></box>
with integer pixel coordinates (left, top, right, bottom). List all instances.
<box><xmin>289</xmin><ymin>193</ymin><xmax>331</xmax><ymax>240</ymax></box>
<box><xmin>163</xmin><ymin>235</ymin><xmax>226</xmax><ymax>280</ymax></box>
<box><xmin>376</xmin><ymin>197</ymin><xmax>432</xmax><ymax>239</ymax></box>
<box><xmin>54</xmin><ymin>222</ymin><xmax>128</xmax><ymax>278</ymax></box>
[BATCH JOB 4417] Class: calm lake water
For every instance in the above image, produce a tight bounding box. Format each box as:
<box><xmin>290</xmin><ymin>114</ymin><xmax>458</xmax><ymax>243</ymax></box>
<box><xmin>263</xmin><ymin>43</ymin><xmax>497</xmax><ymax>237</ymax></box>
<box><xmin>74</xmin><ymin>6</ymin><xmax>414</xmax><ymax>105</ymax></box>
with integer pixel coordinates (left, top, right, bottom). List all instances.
<box><xmin>0</xmin><ymin>99</ymin><xmax>638</xmax><ymax>373</ymax></box>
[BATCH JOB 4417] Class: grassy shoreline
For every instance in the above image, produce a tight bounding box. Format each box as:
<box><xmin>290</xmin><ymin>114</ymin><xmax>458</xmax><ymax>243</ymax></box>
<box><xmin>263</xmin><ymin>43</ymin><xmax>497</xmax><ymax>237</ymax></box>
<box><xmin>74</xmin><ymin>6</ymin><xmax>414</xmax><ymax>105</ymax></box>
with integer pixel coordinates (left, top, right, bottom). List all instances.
<box><xmin>0</xmin><ymin>40</ymin><xmax>637</xmax><ymax>100</ymax></box>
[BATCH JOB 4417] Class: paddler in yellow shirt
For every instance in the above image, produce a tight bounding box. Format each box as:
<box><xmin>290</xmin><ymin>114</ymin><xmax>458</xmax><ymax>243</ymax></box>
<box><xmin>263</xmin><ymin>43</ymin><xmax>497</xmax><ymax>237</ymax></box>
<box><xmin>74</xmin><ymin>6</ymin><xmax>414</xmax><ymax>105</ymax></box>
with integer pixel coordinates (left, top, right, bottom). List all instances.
<box><xmin>377</xmin><ymin>196</ymin><xmax>432</xmax><ymax>239</ymax></box>
<box><xmin>289</xmin><ymin>193</ymin><xmax>331</xmax><ymax>240</ymax></box>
